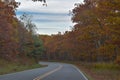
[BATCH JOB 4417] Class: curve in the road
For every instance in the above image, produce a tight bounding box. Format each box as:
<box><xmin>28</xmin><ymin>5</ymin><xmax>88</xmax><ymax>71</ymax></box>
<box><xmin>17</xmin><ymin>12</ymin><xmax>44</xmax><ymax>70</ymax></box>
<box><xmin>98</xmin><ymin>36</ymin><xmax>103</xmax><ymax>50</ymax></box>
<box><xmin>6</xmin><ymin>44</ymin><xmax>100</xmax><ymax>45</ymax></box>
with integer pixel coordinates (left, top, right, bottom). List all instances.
<box><xmin>39</xmin><ymin>62</ymin><xmax>88</xmax><ymax>80</ymax></box>
<box><xmin>33</xmin><ymin>64</ymin><xmax>63</xmax><ymax>80</ymax></box>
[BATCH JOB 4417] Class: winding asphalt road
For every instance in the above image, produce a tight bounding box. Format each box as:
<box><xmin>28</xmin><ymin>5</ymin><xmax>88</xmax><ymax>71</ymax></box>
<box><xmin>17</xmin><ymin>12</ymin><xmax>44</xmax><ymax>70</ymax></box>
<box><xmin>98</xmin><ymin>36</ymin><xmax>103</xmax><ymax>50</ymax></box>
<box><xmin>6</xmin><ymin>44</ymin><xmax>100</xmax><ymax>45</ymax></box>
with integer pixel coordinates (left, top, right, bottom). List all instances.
<box><xmin>0</xmin><ymin>62</ymin><xmax>88</xmax><ymax>80</ymax></box>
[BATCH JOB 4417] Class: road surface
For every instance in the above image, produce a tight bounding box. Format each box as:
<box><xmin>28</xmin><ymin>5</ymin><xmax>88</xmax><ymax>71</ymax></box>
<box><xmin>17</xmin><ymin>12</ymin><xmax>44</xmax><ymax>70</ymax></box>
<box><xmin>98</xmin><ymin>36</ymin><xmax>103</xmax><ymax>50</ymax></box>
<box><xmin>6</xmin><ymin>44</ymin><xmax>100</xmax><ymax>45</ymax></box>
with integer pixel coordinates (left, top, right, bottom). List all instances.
<box><xmin>0</xmin><ymin>62</ymin><xmax>88</xmax><ymax>80</ymax></box>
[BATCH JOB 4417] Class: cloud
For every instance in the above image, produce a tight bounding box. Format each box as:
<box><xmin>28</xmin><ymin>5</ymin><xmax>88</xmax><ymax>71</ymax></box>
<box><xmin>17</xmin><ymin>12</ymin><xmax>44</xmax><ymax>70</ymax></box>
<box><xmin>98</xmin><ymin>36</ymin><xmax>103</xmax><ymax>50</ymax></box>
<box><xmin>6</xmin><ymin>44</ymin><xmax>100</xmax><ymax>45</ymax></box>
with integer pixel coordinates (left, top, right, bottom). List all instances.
<box><xmin>16</xmin><ymin>11</ymin><xmax>71</xmax><ymax>22</ymax></box>
<box><xmin>16</xmin><ymin>0</ymin><xmax>82</xmax><ymax>13</ymax></box>
<box><xmin>16</xmin><ymin>0</ymin><xmax>83</xmax><ymax>35</ymax></box>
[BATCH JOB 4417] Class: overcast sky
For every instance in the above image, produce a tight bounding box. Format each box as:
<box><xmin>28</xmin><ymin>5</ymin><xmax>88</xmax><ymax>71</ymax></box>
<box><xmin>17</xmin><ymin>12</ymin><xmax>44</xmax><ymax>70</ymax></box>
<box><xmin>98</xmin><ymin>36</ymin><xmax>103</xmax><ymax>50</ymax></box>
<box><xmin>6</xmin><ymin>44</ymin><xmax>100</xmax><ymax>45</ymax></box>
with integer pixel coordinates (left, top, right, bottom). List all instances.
<box><xmin>16</xmin><ymin>0</ymin><xmax>83</xmax><ymax>35</ymax></box>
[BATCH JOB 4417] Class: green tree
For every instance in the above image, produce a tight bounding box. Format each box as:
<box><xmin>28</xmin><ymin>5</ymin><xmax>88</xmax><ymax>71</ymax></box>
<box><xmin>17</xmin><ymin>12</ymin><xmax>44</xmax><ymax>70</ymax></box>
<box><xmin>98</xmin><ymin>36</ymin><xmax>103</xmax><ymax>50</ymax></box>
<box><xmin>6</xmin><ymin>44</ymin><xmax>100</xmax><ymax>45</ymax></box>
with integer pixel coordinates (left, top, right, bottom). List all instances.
<box><xmin>30</xmin><ymin>35</ymin><xmax>45</xmax><ymax>62</ymax></box>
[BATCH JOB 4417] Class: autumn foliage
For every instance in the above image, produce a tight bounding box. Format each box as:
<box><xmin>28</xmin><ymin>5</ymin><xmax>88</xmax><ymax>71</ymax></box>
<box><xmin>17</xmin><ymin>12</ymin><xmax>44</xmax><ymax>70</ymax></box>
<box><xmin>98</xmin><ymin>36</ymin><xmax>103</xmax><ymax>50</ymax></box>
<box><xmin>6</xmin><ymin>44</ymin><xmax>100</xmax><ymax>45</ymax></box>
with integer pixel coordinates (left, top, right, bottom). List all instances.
<box><xmin>0</xmin><ymin>0</ymin><xmax>120</xmax><ymax>65</ymax></box>
<box><xmin>0</xmin><ymin>0</ymin><xmax>19</xmax><ymax>60</ymax></box>
<box><xmin>0</xmin><ymin>0</ymin><xmax>44</xmax><ymax>62</ymax></box>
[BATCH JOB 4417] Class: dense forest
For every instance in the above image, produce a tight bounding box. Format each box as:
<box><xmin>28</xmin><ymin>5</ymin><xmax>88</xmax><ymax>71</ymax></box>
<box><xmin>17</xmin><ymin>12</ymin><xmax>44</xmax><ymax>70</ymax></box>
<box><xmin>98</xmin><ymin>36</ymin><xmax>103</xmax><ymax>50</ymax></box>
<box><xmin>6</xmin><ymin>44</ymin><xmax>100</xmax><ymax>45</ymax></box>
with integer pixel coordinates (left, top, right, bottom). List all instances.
<box><xmin>0</xmin><ymin>0</ymin><xmax>45</xmax><ymax>63</ymax></box>
<box><xmin>40</xmin><ymin>0</ymin><xmax>120</xmax><ymax>64</ymax></box>
<box><xmin>0</xmin><ymin>0</ymin><xmax>120</xmax><ymax>66</ymax></box>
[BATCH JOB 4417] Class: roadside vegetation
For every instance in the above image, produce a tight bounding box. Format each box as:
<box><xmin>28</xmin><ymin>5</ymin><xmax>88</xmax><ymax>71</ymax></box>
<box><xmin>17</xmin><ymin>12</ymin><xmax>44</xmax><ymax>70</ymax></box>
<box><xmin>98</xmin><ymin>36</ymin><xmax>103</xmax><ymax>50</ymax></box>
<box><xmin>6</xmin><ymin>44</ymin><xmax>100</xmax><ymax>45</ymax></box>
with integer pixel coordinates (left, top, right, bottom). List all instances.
<box><xmin>75</xmin><ymin>62</ymin><xmax>120</xmax><ymax>80</ymax></box>
<box><xmin>0</xmin><ymin>59</ymin><xmax>46</xmax><ymax>75</ymax></box>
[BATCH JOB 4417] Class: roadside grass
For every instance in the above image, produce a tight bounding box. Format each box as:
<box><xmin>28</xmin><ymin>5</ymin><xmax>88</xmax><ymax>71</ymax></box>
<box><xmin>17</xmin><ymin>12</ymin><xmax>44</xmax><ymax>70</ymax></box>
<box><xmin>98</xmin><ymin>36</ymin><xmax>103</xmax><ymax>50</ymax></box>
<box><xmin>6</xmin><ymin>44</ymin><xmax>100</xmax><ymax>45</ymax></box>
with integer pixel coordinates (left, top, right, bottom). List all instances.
<box><xmin>75</xmin><ymin>62</ymin><xmax>120</xmax><ymax>80</ymax></box>
<box><xmin>0</xmin><ymin>59</ymin><xmax>47</xmax><ymax>75</ymax></box>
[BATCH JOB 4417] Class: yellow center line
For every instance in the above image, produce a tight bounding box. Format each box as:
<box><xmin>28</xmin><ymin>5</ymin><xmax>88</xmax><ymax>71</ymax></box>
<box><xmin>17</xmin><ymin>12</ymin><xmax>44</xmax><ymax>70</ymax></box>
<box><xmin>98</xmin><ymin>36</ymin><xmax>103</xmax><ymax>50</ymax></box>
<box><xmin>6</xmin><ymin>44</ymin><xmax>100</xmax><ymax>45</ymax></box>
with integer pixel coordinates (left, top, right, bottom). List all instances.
<box><xmin>33</xmin><ymin>65</ymin><xmax>63</xmax><ymax>80</ymax></box>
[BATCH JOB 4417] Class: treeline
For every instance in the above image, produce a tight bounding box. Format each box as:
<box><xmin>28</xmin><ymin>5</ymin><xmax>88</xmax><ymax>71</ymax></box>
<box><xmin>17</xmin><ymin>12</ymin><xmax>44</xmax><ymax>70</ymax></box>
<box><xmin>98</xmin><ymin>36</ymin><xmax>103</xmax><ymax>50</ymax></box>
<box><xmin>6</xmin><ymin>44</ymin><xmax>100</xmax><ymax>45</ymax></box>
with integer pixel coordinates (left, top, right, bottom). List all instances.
<box><xmin>40</xmin><ymin>0</ymin><xmax>120</xmax><ymax>64</ymax></box>
<box><xmin>0</xmin><ymin>0</ymin><xmax>44</xmax><ymax>63</ymax></box>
